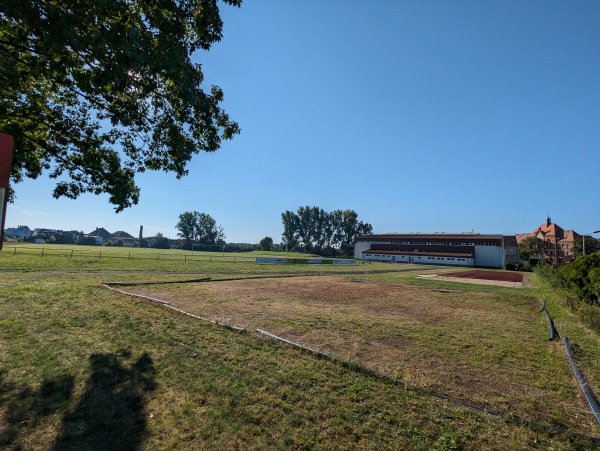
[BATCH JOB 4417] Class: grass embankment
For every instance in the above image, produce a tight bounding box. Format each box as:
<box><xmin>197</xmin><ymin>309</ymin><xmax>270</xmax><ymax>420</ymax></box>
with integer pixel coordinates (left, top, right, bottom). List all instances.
<box><xmin>534</xmin><ymin>273</ymin><xmax>600</xmax><ymax>404</ymax></box>
<box><xmin>0</xmin><ymin>252</ymin><xmax>598</xmax><ymax>449</ymax></box>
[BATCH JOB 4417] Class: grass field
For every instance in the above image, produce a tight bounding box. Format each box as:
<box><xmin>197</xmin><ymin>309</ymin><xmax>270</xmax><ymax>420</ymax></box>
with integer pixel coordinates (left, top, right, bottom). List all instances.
<box><xmin>1</xmin><ymin>247</ymin><xmax>600</xmax><ymax>449</ymax></box>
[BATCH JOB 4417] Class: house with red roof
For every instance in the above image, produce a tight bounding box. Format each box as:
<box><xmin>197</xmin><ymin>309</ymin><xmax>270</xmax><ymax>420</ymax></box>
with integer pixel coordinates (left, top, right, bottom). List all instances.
<box><xmin>515</xmin><ymin>215</ymin><xmax>580</xmax><ymax>264</ymax></box>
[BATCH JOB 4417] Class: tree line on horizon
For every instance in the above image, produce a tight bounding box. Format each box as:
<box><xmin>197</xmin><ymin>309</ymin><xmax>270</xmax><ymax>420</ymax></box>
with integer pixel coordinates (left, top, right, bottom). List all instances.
<box><xmin>6</xmin><ymin>207</ymin><xmax>374</xmax><ymax>257</ymax></box>
<box><xmin>281</xmin><ymin>206</ymin><xmax>373</xmax><ymax>257</ymax></box>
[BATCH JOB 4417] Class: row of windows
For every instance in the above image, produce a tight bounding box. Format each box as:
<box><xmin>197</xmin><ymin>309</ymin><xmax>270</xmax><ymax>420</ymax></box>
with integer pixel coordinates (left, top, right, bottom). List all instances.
<box><xmin>367</xmin><ymin>254</ymin><xmax>468</xmax><ymax>262</ymax></box>
<box><xmin>364</xmin><ymin>241</ymin><xmax>500</xmax><ymax>247</ymax></box>
<box><xmin>426</xmin><ymin>257</ymin><xmax>467</xmax><ymax>261</ymax></box>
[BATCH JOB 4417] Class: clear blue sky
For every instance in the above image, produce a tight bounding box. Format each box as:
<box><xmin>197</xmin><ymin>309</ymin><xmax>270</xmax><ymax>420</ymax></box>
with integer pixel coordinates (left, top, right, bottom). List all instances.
<box><xmin>6</xmin><ymin>1</ymin><xmax>600</xmax><ymax>242</ymax></box>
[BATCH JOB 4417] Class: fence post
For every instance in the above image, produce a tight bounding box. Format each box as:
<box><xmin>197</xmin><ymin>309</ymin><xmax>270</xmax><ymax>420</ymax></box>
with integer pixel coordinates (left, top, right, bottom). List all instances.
<box><xmin>41</xmin><ymin>248</ymin><xmax>44</xmax><ymax>257</ymax></box>
<box><xmin>234</xmin><ymin>256</ymin><xmax>236</xmax><ymax>263</ymax></box>
<box><xmin>185</xmin><ymin>255</ymin><xmax>187</xmax><ymax>263</ymax></box>
<box><xmin>99</xmin><ymin>251</ymin><xmax>101</xmax><ymax>259</ymax></box>
<box><xmin>14</xmin><ymin>247</ymin><xmax>16</xmax><ymax>255</ymax></box>
<box><xmin>129</xmin><ymin>252</ymin><xmax>130</xmax><ymax>259</ymax></box>
<box><xmin>71</xmin><ymin>250</ymin><xmax>73</xmax><ymax>258</ymax></box>
<box><xmin>157</xmin><ymin>253</ymin><xmax>159</xmax><ymax>261</ymax></box>
<box><xmin>210</xmin><ymin>256</ymin><xmax>212</xmax><ymax>263</ymax></box>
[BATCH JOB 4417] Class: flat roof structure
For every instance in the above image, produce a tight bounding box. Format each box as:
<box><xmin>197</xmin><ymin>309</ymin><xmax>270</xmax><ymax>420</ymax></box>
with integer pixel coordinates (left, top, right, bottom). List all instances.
<box><xmin>355</xmin><ymin>233</ymin><xmax>510</xmax><ymax>268</ymax></box>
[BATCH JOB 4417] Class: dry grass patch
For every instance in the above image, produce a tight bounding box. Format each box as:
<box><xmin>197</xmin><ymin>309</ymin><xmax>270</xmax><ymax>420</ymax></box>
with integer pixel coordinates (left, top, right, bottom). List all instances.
<box><xmin>133</xmin><ymin>275</ymin><xmax>600</xmax><ymax>435</ymax></box>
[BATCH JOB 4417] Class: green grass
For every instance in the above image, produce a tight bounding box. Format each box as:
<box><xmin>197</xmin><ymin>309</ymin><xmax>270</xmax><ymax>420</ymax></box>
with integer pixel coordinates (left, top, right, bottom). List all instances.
<box><xmin>0</xmin><ymin>243</ymin><xmax>359</xmax><ymax>272</ymax></box>
<box><xmin>1</xmin><ymin>251</ymin><xmax>599</xmax><ymax>449</ymax></box>
<box><xmin>533</xmin><ymin>273</ymin><xmax>600</xmax><ymax>394</ymax></box>
<box><xmin>128</xmin><ymin>275</ymin><xmax>591</xmax><ymax>432</ymax></box>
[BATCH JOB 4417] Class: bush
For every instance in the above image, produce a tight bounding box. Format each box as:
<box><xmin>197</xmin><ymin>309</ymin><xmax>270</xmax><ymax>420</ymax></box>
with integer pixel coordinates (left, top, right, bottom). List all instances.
<box><xmin>580</xmin><ymin>304</ymin><xmax>600</xmax><ymax>334</ymax></box>
<box><xmin>519</xmin><ymin>261</ymin><xmax>533</xmax><ymax>272</ymax></box>
<box><xmin>103</xmin><ymin>239</ymin><xmax>124</xmax><ymax>247</ymax></box>
<box><xmin>149</xmin><ymin>236</ymin><xmax>170</xmax><ymax>249</ymax></box>
<box><xmin>76</xmin><ymin>236</ymin><xmax>98</xmax><ymax>246</ymax></box>
<box><xmin>534</xmin><ymin>260</ymin><xmax>563</xmax><ymax>288</ymax></box>
<box><xmin>559</xmin><ymin>252</ymin><xmax>600</xmax><ymax>304</ymax></box>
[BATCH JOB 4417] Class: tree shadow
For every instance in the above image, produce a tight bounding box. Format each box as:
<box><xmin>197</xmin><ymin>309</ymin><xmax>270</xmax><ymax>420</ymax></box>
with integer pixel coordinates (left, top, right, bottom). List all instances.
<box><xmin>0</xmin><ymin>370</ymin><xmax>75</xmax><ymax>450</ymax></box>
<box><xmin>53</xmin><ymin>351</ymin><xmax>156</xmax><ymax>451</ymax></box>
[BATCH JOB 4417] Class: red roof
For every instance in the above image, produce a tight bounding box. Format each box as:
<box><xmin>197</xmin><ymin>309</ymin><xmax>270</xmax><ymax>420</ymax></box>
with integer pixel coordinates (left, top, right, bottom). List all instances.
<box><xmin>517</xmin><ymin>220</ymin><xmax>580</xmax><ymax>244</ymax></box>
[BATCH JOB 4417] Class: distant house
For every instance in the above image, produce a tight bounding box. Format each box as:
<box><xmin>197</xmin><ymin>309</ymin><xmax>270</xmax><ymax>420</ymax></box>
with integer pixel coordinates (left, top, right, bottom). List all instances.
<box><xmin>5</xmin><ymin>225</ymin><xmax>31</xmax><ymax>238</ymax></box>
<box><xmin>87</xmin><ymin>227</ymin><xmax>112</xmax><ymax>240</ymax></box>
<box><xmin>516</xmin><ymin>216</ymin><xmax>580</xmax><ymax>264</ymax></box>
<box><xmin>85</xmin><ymin>227</ymin><xmax>112</xmax><ymax>245</ymax></box>
<box><xmin>109</xmin><ymin>231</ymin><xmax>136</xmax><ymax>243</ymax></box>
<box><xmin>32</xmin><ymin>228</ymin><xmax>61</xmax><ymax>237</ymax></box>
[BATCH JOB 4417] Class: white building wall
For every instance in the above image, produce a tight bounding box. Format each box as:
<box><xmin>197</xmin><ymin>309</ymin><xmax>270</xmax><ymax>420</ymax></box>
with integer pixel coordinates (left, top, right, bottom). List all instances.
<box><xmin>354</xmin><ymin>242</ymin><xmax>371</xmax><ymax>259</ymax></box>
<box><xmin>473</xmin><ymin>245</ymin><xmax>504</xmax><ymax>268</ymax></box>
<box><xmin>363</xmin><ymin>253</ymin><xmax>474</xmax><ymax>266</ymax></box>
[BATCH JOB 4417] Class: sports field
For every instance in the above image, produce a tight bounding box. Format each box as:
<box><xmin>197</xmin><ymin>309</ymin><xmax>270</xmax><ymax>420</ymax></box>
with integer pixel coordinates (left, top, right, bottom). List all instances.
<box><xmin>128</xmin><ymin>274</ymin><xmax>597</xmax><ymax>434</ymax></box>
<box><xmin>2</xmin><ymin>247</ymin><xmax>600</xmax><ymax>449</ymax></box>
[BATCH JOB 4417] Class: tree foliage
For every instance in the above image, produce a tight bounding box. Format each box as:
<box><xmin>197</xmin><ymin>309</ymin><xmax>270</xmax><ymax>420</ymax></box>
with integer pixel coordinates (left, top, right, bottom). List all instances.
<box><xmin>280</xmin><ymin>206</ymin><xmax>372</xmax><ymax>257</ymax></box>
<box><xmin>518</xmin><ymin>236</ymin><xmax>546</xmax><ymax>261</ymax></box>
<box><xmin>149</xmin><ymin>232</ymin><xmax>170</xmax><ymax>249</ymax></box>
<box><xmin>0</xmin><ymin>0</ymin><xmax>241</xmax><ymax>211</ymax></box>
<box><xmin>559</xmin><ymin>252</ymin><xmax>600</xmax><ymax>304</ymax></box>
<box><xmin>573</xmin><ymin>236</ymin><xmax>600</xmax><ymax>258</ymax></box>
<box><xmin>259</xmin><ymin>236</ymin><xmax>273</xmax><ymax>252</ymax></box>
<box><xmin>281</xmin><ymin>210</ymin><xmax>299</xmax><ymax>252</ymax></box>
<box><xmin>536</xmin><ymin>251</ymin><xmax>600</xmax><ymax>305</ymax></box>
<box><xmin>175</xmin><ymin>211</ymin><xmax>224</xmax><ymax>248</ymax></box>
<box><xmin>333</xmin><ymin>209</ymin><xmax>374</xmax><ymax>257</ymax></box>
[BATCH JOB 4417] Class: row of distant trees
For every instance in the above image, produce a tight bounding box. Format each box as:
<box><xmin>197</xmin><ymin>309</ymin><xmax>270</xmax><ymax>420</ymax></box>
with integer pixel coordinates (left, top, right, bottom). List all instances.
<box><xmin>9</xmin><ymin>208</ymin><xmax>373</xmax><ymax>255</ymax></box>
<box><xmin>281</xmin><ymin>206</ymin><xmax>372</xmax><ymax>257</ymax></box>
<box><xmin>172</xmin><ymin>208</ymin><xmax>373</xmax><ymax>256</ymax></box>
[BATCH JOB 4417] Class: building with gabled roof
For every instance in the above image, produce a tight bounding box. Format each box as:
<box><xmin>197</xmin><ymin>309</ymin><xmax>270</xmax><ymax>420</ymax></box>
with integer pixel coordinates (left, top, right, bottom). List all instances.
<box><xmin>516</xmin><ymin>215</ymin><xmax>580</xmax><ymax>264</ymax></box>
<box><xmin>87</xmin><ymin>227</ymin><xmax>112</xmax><ymax>240</ymax></box>
<box><xmin>5</xmin><ymin>225</ymin><xmax>31</xmax><ymax>238</ymax></box>
<box><xmin>110</xmin><ymin>231</ymin><xmax>136</xmax><ymax>242</ymax></box>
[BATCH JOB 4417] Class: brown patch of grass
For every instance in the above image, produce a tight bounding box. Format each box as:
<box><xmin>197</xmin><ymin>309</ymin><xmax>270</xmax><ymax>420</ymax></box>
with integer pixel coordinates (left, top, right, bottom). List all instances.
<box><xmin>133</xmin><ymin>276</ymin><xmax>600</xmax><ymax>435</ymax></box>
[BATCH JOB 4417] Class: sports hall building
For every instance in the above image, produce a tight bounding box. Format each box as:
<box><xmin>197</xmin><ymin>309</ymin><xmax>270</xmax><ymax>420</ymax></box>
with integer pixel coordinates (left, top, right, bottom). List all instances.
<box><xmin>354</xmin><ymin>233</ymin><xmax>518</xmax><ymax>268</ymax></box>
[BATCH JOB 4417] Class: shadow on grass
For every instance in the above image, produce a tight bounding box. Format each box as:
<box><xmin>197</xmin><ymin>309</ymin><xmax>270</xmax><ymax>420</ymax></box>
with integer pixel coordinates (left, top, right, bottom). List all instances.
<box><xmin>53</xmin><ymin>351</ymin><xmax>156</xmax><ymax>450</ymax></box>
<box><xmin>0</xmin><ymin>371</ymin><xmax>75</xmax><ymax>449</ymax></box>
<box><xmin>1</xmin><ymin>351</ymin><xmax>155</xmax><ymax>450</ymax></box>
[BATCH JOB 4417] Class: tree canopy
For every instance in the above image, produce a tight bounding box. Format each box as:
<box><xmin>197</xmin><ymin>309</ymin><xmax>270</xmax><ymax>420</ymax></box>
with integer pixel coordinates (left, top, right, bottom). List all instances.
<box><xmin>259</xmin><ymin>236</ymin><xmax>273</xmax><ymax>252</ymax></box>
<box><xmin>281</xmin><ymin>206</ymin><xmax>372</xmax><ymax>257</ymax></box>
<box><xmin>518</xmin><ymin>236</ymin><xmax>546</xmax><ymax>261</ymax></box>
<box><xmin>0</xmin><ymin>0</ymin><xmax>241</xmax><ymax>211</ymax></box>
<box><xmin>175</xmin><ymin>211</ymin><xmax>224</xmax><ymax>248</ymax></box>
<box><xmin>573</xmin><ymin>236</ymin><xmax>600</xmax><ymax>258</ymax></box>
<box><xmin>149</xmin><ymin>232</ymin><xmax>170</xmax><ymax>249</ymax></box>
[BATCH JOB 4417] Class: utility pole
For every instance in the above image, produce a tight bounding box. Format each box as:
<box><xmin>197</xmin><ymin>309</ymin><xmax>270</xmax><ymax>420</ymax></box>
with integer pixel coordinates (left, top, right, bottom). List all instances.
<box><xmin>583</xmin><ymin>231</ymin><xmax>600</xmax><ymax>256</ymax></box>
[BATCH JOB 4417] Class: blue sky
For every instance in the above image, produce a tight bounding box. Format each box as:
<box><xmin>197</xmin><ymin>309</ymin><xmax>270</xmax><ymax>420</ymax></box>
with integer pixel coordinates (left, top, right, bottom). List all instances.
<box><xmin>6</xmin><ymin>1</ymin><xmax>600</xmax><ymax>242</ymax></box>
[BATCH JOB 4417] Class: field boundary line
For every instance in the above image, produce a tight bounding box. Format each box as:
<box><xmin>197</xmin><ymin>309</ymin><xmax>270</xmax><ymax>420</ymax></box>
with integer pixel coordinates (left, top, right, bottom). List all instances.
<box><xmin>102</xmin><ymin>282</ymin><xmax>247</xmax><ymax>333</ymax></box>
